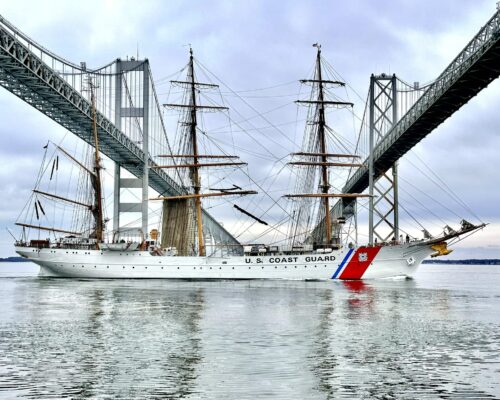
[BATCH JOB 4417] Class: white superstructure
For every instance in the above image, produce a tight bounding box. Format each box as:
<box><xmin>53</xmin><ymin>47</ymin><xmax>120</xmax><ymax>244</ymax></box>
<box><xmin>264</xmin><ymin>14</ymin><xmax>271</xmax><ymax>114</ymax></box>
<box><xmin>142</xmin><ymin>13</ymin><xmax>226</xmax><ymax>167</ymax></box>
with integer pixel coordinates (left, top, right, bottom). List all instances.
<box><xmin>15</xmin><ymin>241</ymin><xmax>436</xmax><ymax>280</ymax></box>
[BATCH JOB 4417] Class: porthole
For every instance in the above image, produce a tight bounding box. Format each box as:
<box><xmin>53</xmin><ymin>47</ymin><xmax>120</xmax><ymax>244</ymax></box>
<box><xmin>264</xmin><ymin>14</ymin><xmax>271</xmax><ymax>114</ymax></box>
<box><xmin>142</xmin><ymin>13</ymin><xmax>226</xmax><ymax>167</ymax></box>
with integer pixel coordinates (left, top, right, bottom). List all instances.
<box><xmin>177</xmin><ymin>267</ymin><xmax>179</xmax><ymax>269</ymax></box>
<box><xmin>219</xmin><ymin>267</ymin><xmax>222</xmax><ymax>270</ymax></box>
<box><xmin>248</xmin><ymin>267</ymin><xmax>251</xmax><ymax>269</ymax></box>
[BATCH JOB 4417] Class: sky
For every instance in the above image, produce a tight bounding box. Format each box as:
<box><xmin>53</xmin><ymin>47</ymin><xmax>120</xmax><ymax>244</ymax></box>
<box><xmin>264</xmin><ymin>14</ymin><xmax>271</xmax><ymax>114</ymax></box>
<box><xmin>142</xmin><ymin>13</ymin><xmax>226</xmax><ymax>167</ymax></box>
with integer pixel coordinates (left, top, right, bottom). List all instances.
<box><xmin>0</xmin><ymin>0</ymin><xmax>499</xmax><ymax>258</ymax></box>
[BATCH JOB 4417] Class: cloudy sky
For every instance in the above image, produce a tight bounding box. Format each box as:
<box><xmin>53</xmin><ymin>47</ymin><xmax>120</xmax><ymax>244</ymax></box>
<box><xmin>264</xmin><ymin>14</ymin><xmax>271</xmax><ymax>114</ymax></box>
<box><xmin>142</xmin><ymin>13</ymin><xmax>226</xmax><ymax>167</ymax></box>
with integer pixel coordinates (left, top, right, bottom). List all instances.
<box><xmin>0</xmin><ymin>0</ymin><xmax>499</xmax><ymax>258</ymax></box>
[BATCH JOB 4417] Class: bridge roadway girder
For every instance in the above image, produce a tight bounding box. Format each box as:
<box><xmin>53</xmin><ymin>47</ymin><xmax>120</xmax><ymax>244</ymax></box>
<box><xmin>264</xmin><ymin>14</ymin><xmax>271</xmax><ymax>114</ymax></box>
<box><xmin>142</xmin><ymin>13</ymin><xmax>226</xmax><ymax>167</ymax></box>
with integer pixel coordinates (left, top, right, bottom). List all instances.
<box><xmin>0</xmin><ymin>19</ymin><xmax>240</xmax><ymax>249</ymax></box>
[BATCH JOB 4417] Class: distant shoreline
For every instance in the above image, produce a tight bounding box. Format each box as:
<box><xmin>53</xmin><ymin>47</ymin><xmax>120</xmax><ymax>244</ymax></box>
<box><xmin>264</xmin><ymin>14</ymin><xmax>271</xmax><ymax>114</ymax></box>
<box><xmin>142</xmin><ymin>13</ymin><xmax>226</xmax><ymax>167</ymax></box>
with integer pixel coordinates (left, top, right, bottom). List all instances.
<box><xmin>0</xmin><ymin>256</ymin><xmax>30</xmax><ymax>263</ymax></box>
<box><xmin>1</xmin><ymin>256</ymin><xmax>499</xmax><ymax>265</ymax></box>
<box><xmin>423</xmin><ymin>259</ymin><xmax>500</xmax><ymax>265</ymax></box>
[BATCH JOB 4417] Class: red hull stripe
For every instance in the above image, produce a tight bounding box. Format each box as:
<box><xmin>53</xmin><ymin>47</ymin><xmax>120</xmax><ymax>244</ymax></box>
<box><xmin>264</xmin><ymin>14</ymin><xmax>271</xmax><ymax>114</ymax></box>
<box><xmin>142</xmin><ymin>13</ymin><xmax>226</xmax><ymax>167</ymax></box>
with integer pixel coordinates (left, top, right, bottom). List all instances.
<box><xmin>339</xmin><ymin>246</ymin><xmax>381</xmax><ymax>280</ymax></box>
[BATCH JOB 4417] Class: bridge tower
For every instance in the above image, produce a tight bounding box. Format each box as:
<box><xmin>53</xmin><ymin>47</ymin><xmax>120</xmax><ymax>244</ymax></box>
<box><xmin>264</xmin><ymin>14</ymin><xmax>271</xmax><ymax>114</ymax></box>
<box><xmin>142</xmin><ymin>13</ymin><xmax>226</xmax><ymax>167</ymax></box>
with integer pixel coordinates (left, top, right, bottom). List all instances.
<box><xmin>368</xmin><ymin>73</ymin><xmax>399</xmax><ymax>244</ymax></box>
<box><xmin>112</xmin><ymin>59</ymin><xmax>150</xmax><ymax>239</ymax></box>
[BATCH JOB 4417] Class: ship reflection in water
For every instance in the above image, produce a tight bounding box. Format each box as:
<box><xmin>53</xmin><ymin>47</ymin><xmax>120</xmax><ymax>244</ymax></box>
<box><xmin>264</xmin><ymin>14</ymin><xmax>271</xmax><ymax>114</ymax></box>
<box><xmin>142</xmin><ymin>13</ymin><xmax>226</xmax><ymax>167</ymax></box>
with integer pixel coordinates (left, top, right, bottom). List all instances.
<box><xmin>0</xmin><ymin>264</ymin><xmax>499</xmax><ymax>399</ymax></box>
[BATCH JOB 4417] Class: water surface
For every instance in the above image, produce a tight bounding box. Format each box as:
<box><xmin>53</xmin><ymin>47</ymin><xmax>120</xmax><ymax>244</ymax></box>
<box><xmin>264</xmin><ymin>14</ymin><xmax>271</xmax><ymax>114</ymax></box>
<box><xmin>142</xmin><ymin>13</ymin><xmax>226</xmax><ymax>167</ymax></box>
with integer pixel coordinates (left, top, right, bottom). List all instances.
<box><xmin>0</xmin><ymin>262</ymin><xmax>499</xmax><ymax>399</ymax></box>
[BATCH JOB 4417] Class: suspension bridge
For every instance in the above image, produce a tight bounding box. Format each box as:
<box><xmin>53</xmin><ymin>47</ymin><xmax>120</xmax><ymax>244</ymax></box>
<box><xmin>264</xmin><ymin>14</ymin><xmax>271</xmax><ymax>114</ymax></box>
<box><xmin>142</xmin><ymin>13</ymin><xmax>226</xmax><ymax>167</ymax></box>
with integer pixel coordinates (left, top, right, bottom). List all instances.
<box><xmin>307</xmin><ymin>7</ymin><xmax>500</xmax><ymax>245</ymax></box>
<box><xmin>1</xmin><ymin>7</ymin><xmax>499</xmax><ymax>249</ymax></box>
<box><xmin>0</xmin><ymin>14</ymin><xmax>238</xmax><ymax>251</ymax></box>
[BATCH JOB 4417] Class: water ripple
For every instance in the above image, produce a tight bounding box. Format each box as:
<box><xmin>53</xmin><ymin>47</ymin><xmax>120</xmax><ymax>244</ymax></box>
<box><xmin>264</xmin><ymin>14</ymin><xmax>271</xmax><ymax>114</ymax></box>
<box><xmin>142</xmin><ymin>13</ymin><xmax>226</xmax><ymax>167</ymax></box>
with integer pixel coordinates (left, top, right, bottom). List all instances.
<box><xmin>0</xmin><ymin>264</ymin><xmax>499</xmax><ymax>399</ymax></box>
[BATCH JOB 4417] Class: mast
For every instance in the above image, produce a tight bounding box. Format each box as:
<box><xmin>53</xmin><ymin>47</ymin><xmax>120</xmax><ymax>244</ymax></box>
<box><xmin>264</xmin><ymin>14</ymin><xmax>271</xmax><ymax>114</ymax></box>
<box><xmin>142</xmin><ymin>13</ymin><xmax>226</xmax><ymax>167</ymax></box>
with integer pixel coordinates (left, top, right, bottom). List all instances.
<box><xmin>89</xmin><ymin>79</ymin><xmax>104</xmax><ymax>244</ymax></box>
<box><xmin>157</xmin><ymin>48</ymin><xmax>256</xmax><ymax>256</ymax></box>
<box><xmin>186</xmin><ymin>48</ymin><xmax>205</xmax><ymax>256</ymax></box>
<box><xmin>316</xmin><ymin>47</ymin><xmax>331</xmax><ymax>244</ymax></box>
<box><xmin>287</xmin><ymin>44</ymin><xmax>361</xmax><ymax>247</ymax></box>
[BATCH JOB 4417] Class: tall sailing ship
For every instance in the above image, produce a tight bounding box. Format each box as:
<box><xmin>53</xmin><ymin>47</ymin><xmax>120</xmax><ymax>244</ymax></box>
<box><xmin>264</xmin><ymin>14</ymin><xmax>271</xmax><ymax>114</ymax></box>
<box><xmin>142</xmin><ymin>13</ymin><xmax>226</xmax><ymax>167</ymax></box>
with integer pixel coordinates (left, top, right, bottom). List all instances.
<box><xmin>14</xmin><ymin>47</ymin><xmax>485</xmax><ymax>279</ymax></box>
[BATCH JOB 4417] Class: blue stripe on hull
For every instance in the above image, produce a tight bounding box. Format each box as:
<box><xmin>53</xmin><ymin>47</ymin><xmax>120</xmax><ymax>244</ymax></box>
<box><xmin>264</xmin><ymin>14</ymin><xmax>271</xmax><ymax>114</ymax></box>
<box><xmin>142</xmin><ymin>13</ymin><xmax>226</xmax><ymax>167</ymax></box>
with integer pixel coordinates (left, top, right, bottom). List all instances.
<box><xmin>332</xmin><ymin>248</ymin><xmax>354</xmax><ymax>279</ymax></box>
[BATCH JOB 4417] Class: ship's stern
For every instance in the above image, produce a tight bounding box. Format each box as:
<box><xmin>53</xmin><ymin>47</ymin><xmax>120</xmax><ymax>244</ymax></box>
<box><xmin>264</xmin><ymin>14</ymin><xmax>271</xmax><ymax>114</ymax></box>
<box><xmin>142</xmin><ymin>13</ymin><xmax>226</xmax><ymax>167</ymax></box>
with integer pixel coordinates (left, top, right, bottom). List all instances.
<box><xmin>14</xmin><ymin>246</ymin><xmax>61</xmax><ymax>277</ymax></box>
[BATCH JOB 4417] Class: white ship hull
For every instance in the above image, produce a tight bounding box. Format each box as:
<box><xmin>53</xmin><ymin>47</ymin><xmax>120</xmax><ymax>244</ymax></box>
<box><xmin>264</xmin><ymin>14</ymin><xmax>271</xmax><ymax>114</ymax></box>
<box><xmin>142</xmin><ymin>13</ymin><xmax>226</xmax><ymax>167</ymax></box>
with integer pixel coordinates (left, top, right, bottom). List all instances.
<box><xmin>16</xmin><ymin>243</ymin><xmax>434</xmax><ymax>280</ymax></box>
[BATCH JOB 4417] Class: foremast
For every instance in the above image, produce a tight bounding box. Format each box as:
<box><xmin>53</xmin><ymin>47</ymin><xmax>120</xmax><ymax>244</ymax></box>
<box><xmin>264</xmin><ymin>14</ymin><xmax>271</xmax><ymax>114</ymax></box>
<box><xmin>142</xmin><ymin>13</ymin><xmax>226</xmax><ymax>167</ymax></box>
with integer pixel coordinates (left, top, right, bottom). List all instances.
<box><xmin>285</xmin><ymin>44</ymin><xmax>367</xmax><ymax>246</ymax></box>
<box><xmin>315</xmin><ymin>47</ymin><xmax>332</xmax><ymax>244</ymax></box>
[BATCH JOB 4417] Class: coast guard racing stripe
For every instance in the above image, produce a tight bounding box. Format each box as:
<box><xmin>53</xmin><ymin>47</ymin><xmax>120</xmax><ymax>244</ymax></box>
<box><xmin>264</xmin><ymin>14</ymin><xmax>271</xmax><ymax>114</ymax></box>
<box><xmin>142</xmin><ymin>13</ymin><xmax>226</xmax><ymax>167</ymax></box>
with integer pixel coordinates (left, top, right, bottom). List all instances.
<box><xmin>332</xmin><ymin>248</ymin><xmax>354</xmax><ymax>279</ymax></box>
<box><xmin>338</xmin><ymin>246</ymin><xmax>381</xmax><ymax>280</ymax></box>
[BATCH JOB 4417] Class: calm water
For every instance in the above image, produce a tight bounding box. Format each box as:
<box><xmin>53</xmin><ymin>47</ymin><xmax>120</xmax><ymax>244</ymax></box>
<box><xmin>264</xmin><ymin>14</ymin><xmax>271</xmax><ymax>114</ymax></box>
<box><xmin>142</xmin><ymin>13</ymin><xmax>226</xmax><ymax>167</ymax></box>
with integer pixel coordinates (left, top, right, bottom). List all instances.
<box><xmin>0</xmin><ymin>263</ymin><xmax>499</xmax><ymax>399</ymax></box>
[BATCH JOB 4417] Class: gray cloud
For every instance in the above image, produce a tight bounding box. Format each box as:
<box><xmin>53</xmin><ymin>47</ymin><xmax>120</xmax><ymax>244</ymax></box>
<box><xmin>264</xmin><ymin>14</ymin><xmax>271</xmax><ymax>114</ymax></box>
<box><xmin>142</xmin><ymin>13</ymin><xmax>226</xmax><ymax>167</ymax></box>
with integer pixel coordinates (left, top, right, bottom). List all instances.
<box><xmin>0</xmin><ymin>0</ymin><xmax>499</xmax><ymax>257</ymax></box>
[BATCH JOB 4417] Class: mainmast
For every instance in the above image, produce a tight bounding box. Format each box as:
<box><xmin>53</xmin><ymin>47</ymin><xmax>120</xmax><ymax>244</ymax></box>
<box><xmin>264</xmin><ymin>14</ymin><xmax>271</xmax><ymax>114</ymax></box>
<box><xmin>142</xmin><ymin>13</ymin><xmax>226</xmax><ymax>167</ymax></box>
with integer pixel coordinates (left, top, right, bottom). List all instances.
<box><xmin>155</xmin><ymin>48</ymin><xmax>256</xmax><ymax>256</ymax></box>
<box><xmin>285</xmin><ymin>44</ymin><xmax>367</xmax><ymax>246</ymax></box>
<box><xmin>187</xmin><ymin>48</ymin><xmax>205</xmax><ymax>257</ymax></box>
